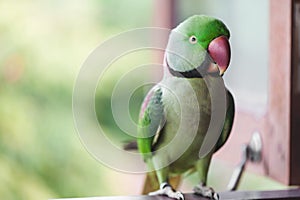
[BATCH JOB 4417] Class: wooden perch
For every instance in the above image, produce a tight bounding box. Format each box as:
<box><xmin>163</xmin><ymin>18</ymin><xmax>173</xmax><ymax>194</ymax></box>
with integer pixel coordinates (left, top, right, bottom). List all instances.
<box><xmin>52</xmin><ymin>189</ymin><xmax>300</xmax><ymax>200</ymax></box>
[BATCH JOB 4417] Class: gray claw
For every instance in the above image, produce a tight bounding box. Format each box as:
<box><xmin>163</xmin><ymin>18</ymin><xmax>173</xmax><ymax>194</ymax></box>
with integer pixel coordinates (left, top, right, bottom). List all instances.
<box><xmin>193</xmin><ymin>183</ymin><xmax>218</xmax><ymax>200</ymax></box>
<box><xmin>213</xmin><ymin>192</ymin><xmax>219</xmax><ymax>200</ymax></box>
<box><xmin>149</xmin><ymin>183</ymin><xmax>184</xmax><ymax>200</ymax></box>
<box><xmin>176</xmin><ymin>191</ymin><xmax>184</xmax><ymax>200</ymax></box>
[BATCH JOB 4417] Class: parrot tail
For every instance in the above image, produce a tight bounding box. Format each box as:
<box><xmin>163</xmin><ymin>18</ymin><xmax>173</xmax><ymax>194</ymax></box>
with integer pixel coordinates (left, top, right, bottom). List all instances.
<box><xmin>142</xmin><ymin>172</ymin><xmax>182</xmax><ymax>194</ymax></box>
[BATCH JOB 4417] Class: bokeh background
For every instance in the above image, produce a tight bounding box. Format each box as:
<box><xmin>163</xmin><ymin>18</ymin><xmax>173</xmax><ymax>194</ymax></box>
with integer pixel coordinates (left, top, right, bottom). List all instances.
<box><xmin>0</xmin><ymin>1</ymin><xmax>286</xmax><ymax>200</ymax></box>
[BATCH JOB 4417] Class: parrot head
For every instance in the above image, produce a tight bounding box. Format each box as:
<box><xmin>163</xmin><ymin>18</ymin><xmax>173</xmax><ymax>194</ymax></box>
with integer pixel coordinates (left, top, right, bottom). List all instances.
<box><xmin>165</xmin><ymin>15</ymin><xmax>231</xmax><ymax>77</ymax></box>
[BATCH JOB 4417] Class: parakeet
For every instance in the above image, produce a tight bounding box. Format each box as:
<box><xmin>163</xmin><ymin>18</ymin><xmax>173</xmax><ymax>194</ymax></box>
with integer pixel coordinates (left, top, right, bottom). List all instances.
<box><xmin>136</xmin><ymin>15</ymin><xmax>234</xmax><ymax>200</ymax></box>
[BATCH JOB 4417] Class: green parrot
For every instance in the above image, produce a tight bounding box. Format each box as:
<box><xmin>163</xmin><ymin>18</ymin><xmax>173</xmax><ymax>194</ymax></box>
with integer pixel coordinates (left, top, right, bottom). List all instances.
<box><xmin>136</xmin><ymin>15</ymin><xmax>234</xmax><ymax>200</ymax></box>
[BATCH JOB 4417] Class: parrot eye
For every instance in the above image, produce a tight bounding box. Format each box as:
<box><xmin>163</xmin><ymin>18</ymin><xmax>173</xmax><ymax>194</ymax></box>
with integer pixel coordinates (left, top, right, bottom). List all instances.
<box><xmin>189</xmin><ymin>35</ymin><xmax>197</xmax><ymax>44</ymax></box>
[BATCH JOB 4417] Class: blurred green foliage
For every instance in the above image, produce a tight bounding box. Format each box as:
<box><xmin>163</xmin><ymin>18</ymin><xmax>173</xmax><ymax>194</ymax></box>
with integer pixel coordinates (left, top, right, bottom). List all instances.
<box><xmin>0</xmin><ymin>1</ymin><xmax>152</xmax><ymax>199</ymax></box>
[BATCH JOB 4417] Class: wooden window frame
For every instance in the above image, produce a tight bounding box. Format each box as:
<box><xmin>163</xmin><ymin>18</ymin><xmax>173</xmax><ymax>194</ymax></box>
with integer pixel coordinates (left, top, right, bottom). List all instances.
<box><xmin>291</xmin><ymin>0</ymin><xmax>300</xmax><ymax>186</ymax></box>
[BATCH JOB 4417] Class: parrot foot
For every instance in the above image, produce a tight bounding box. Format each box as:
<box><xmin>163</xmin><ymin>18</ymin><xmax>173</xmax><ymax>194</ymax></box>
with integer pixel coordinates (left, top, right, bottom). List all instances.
<box><xmin>149</xmin><ymin>182</ymin><xmax>184</xmax><ymax>200</ymax></box>
<box><xmin>193</xmin><ymin>183</ymin><xmax>219</xmax><ymax>200</ymax></box>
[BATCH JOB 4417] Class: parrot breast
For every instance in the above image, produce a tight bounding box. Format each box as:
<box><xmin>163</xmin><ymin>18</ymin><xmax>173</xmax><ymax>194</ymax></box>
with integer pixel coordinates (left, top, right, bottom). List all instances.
<box><xmin>153</xmin><ymin>77</ymin><xmax>213</xmax><ymax>174</ymax></box>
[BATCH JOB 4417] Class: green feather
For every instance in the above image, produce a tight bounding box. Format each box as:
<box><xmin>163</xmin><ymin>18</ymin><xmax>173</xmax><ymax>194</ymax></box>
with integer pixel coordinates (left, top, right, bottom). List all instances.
<box><xmin>137</xmin><ymin>86</ymin><xmax>164</xmax><ymax>159</ymax></box>
<box><xmin>174</xmin><ymin>15</ymin><xmax>230</xmax><ymax>49</ymax></box>
<box><xmin>215</xmin><ymin>90</ymin><xmax>235</xmax><ymax>152</ymax></box>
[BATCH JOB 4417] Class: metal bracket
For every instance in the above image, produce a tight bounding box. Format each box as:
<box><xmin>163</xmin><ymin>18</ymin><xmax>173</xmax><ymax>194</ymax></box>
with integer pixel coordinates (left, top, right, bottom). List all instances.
<box><xmin>227</xmin><ymin>132</ymin><xmax>262</xmax><ymax>191</ymax></box>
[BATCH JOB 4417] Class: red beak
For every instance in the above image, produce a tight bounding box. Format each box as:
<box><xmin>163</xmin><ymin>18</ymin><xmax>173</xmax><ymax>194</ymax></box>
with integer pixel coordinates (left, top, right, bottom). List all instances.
<box><xmin>208</xmin><ymin>36</ymin><xmax>231</xmax><ymax>75</ymax></box>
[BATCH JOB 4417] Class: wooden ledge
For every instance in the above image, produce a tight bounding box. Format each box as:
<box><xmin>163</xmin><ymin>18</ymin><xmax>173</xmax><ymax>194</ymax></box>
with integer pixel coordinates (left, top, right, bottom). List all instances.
<box><xmin>53</xmin><ymin>189</ymin><xmax>300</xmax><ymax>200</ymax></box>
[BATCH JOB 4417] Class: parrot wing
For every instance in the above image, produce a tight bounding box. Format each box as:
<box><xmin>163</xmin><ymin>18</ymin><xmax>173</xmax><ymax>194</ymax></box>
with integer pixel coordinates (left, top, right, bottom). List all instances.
<box><xmin>137</xmin><ymin>85</ymin><xmax>165</xmax><ymax>159</ymax></box>
<box><xmin>137</xmin><ymin>85</ymin><xmax>171</xmax><ymax>194</ymax></box>
<box><xmin>214</xmin><ymin>89</ymin><xmax>235</xmax><ymax>153</ymax></box>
